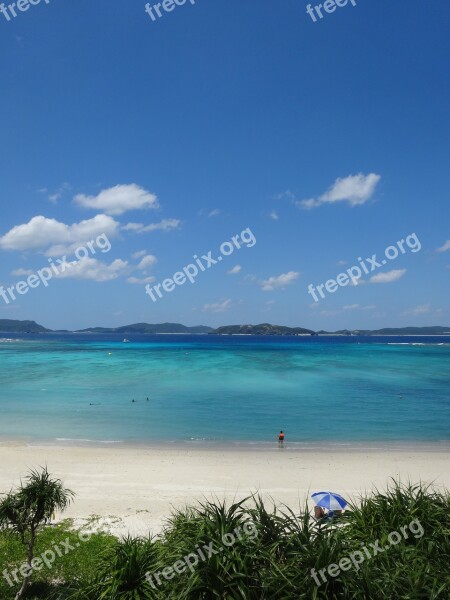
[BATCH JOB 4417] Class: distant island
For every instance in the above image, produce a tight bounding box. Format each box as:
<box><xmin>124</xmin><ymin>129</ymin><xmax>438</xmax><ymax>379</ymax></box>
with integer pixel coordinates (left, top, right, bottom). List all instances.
<box><xmin>213</xmin><ymin>324</ymin><xmax>315</xmax><ymax>336</ymax></box>
<box><xmin>0</xmin><ymin>320</ymin><xmax>51</xmax><ymax>333</ymax></box>
<box><xmin>318</xmin><ymin>326</ymin><xmax>450</xmax><ymax>336</ymax></box>
<box><xmin>76</xmin><ymin>323</ymin><xmax>213</xmax><ymax>335</ymax></box>
<box><xmin>0</xmin><ymin>320</ymin><xmax>449</xmax><ymax>336</ymax></box>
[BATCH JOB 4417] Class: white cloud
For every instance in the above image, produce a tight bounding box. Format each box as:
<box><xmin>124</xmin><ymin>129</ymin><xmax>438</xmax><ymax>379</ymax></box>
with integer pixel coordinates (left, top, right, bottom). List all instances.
<box><xmin>132</xmin><ymin>250</ymin><xmax>147</xmax><ymax>259</ymax></box>
<box><xmin>127</xmin><ymin>276</ymin><xmax>156</xmax><ymax>285</ymax></box>
<box><xmin>55</xmin><ymin>258</ymin><xmax>128</xmax><ymax>282</ymax></box>
<box><xmin>38</xmin><ymin>182</ymin><xmax>71</xmax><ymax>204</ymax></box>
<box><xmin>136</xmin><ymin>254</ymin><xmax>157</xmax><ymax>270</ymax></box>
<box><xmin>11</xmin><ymin>268</ymin><xmax>34</xmax><ymax>276</ymax></box>
<box><xmin>202</xmin><ymin>299</ymin><xmax>232</xmax><ymax>313</ymax></box>
<box><xmin>208</xmin><ymin>209</ymin><xmax>221</xmax><ymax>218</ymax></box>
<box><xmin>49</xmin><ymin>183</ymin><xmax>71</xmax><ymax>204</ymax></box>
<box><xmin>123</xmin><ymin>218</ymin><xmax>181</xmax><ymax>233</ymax></box>
<box><xmin>297</xmin><ymin>173</ymin><xmax>381</xmax><ymax>209</ymax></box>
<box><xmin>122</xmin><ymin>223</ymin><xmax>143</xmax><ymax>232</ymax></box>
<box><xmin>269</xmin><ymin>211</ymin><xmax>279</xmax><ymax>220</ymax></box>
<box><xmin>370</xmin><ymin>269</ymin><xmax>406</xmax><ymax>284</ymax></box>
<box><xmin>260</xmin><ymin>271</ymin><xmax>299</xmax><ymax>291</ymax></box>
<box><xmin>343</xmin><ymin>304</ymin><xmax>376</xmax><ymax>311</ymax></box>
<box><xmin>402</xmin><ymin>304</ymin><xmax>431</xmax><ymax>316</ymax></box>
<box><xmin>274</xmin><ymin>190</ymin><xmax>295</xmax><ymax>201</ymax></box>
<box><xmin>0</xmin><ymin>214</ymin><xmax>119</xmax><ymax>254</ymax></box>
<box><xmin>74</xmin><ymin>184</ymin><xmax>158</xmax><ymax>216</ymax></box>
<box><xmin>227</xmin><ymin>265</ymin><xmax>242</xmax><ymax>275</ymax></box>
<box><xmin>437</xmin><ymin>240</ymin><xmax>450</xmax><ymax>253</ymax></box>
<box><xmin>337</xmin><ymin>260</ymin><xmax>347</xmax><ymax>266</ymax></box>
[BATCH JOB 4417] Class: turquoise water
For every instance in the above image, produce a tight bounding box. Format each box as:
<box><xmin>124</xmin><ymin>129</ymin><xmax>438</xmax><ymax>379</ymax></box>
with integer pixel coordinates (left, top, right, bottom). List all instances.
<box><xmin>0</xmin><ymin>334</ymin><xmax>449</xmax><ymax>444</ymax></box>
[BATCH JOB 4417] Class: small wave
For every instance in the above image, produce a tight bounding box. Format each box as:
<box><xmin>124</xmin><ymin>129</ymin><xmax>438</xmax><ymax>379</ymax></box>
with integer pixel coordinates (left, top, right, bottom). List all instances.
<box><xmin>388</xmin><ymin>342</ymin><xmax>448</xmax><ymax>346</ymax></box>
<box><xmin>0</xmin><ymin>338</ymin><xmax>22</xmax><ymax>343</ymax></box>
<box><xmin>388</xmin><ymin>342</ymin><xmax>427</xmax><ymax>346</ymax></box>
<box><xmin>56</xmin><ymin>438</ymin><xmax>123</xmax><ymax>444</ymax></box>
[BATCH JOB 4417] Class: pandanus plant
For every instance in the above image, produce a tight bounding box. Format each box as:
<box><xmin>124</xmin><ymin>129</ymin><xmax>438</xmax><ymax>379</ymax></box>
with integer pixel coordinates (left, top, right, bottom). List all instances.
<box><xmin>0</xmin><ymin>467</ymin><xmax>74</xmax><ymax>600</ymax></box>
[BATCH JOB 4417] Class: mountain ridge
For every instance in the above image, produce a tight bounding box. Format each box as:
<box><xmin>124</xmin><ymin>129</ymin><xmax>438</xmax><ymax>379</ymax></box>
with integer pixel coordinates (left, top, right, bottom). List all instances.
<box><xmin>1</xmin><ymin>319</ymin><xmax>449</xmax><ymax>336</ymax></box>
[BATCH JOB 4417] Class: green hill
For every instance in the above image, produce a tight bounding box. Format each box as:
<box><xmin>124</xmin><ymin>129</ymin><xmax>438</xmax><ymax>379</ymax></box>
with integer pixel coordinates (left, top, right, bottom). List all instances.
<box><xmin>319</xmin><ymin>326</ymin><xmax>450</xmax><ymax>336</ymax></box>
<box><xmin>213</xmin><ymin>323</ymin><xmax>315</xmax><ymax>336</ymax></box>
<box><xmin>77</xmin><ymin>322</ymin><xmax>213</xmax><ymax>334</ymax></box>
<box><xmin>0</xmin><ymin>319</ymin><xmax>50</xmax><ymax>333</ymax></box>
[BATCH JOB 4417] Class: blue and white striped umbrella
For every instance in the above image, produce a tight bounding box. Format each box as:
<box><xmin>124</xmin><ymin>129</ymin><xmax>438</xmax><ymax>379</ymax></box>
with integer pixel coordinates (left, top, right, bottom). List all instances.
<box><xmin>311</xmin><ymin>491</ymin><xmax>347</xmax><ymax>511</ymax></box>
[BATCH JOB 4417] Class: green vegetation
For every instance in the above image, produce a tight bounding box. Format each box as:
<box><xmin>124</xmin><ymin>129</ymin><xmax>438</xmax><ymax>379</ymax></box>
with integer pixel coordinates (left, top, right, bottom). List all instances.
<box><xmin>0</xmin><ymin>468</ymin><xmax>74</xmax><ymax>599</ymax></box>
<box><xmin>213</xmin><ymin>323</ymin><xmax>315</xmax><ymax>336</ymax></box>
<box><xmin>319</xmin><ymin>326</ymin><xmax>450</xmax><ymax>336</ymax></box>
<box><xmin>0</xmin><ymin>320</ymin><xmax>50</xmax><ymax>334</ymax></box>
<box><xmin>2</xmin><ymin>319</ymin><xmax>450</xmax><ymax>336</ymax></box>
<box><xmin>76</xmin><ymin>323</ymin><xmax>213</xmax><ymax>334</ymax></box>
<box><xmin>0</xmin><ymin>518</ymin><xmax>116</xmax><ymax>599</ymax></box>
<box><xmin>1</xmin><ymin>478</ymin><xmax>449</xmax><ymax>599</ymax></box>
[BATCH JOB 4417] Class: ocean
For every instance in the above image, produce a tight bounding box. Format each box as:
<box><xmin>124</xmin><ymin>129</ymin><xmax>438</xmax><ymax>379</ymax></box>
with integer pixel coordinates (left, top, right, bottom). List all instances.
<box><xmin>0</xmin><ymin>334</ymin><xmax>449</xmax><ymax>446</ymax></box>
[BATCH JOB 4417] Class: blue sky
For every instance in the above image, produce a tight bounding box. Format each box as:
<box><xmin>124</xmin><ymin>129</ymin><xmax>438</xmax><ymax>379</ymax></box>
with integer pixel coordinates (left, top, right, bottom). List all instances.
<box><xmin>0</xmin><ymin>0</ymin><xmax>449</xmax><ymax>330</ymax></box>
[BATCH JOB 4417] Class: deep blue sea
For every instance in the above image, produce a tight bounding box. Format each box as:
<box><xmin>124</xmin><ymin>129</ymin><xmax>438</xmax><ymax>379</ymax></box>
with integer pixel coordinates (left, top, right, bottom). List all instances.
<box><xmin>0</xmin><ymin>334</ymin><xmax>449</xmax><ymax>445</ymax></box>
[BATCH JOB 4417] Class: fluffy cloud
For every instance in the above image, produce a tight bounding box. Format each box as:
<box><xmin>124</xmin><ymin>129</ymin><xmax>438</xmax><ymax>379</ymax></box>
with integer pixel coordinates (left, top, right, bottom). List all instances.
<box><xmin>123</xmin><ymin>219</ymin><xmax>181</xmax><ymax>233</ymax></box>
<box><xmin>136</xmin><ymin>255</ymin><xmax>157</xmax><ymax>270</ymax></box>
<box><xmin>74</xmin><ymin>184</ymin><xmax>158</xmax><ymax>216</ymax></box>
<box><xmin>55</xmin><ymin>258</ymin><xmax>128</xmax><ymax>282</ymax></box>
<box><xmin>269</xmin><ymin>211</ymin><xmax>279</xmax><ymax>221</ymax></box>
<box><xmin>370</xmin><ymin>269</ymin><xmax>406</xmax><ymax>284</ymax></box>
<box><xmin>132</xmin><ymin>250</ymin><xmax>147</xmax><ymax>259</ymax></box>
<box><xmin>227</xmin><ymin>265</ymin><xmax>242</xmax><ymax>275</ymax></box>
<box><xmin>202</xmin><ymin>299</ymin><xmax>232</xmax><ymax>313</ymax></box>
<box><xmin>437</xmin><ymin>240</ymin><xmax>450</xmax><ymax>253</ymax></box>
<box><xmin>260</xmin><ymin>271</ymin><xmax>299</xmax><ymax>291</ymax></box>
<box><xmin>0</xmin><ymin>214</ymin><xmax>119</xmax><ymax>254</ymax></box>
<box><xmin>297</xmin><ymin>173</ymin><xmax>381</xmax><ymax>209</ymax></box>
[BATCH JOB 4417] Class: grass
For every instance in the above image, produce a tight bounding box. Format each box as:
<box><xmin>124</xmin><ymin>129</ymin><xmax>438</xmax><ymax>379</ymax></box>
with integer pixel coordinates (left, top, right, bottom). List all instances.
<box><xmin>0</xmin><ymin>481</ymin><xmax>449</xmax><ymax>599</ymax></box>
<box><xmin>0</xmin><ymin>519</ymin><xmax>116</xmax><ymax>599</ymax></box>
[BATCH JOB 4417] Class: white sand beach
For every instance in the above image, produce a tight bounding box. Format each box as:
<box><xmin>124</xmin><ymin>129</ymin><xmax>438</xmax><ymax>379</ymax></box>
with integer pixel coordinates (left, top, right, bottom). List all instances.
<box><xmin>0</xmin><ymin>443</ymin><xmax>449</xmax><ymax>538</ymax></box>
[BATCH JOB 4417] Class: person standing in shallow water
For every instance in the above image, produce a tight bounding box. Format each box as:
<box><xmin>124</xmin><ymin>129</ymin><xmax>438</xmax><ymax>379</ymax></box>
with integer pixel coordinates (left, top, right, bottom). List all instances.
<box><xmin>278</xmin><ymin>431</ymin><xmax>285</xmax><ymax>447</ymax></box>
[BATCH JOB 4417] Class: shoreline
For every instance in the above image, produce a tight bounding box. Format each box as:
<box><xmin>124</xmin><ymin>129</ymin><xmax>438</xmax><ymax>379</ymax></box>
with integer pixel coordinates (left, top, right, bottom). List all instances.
<box><xmin>0</xmin><ymin>443</ymin><xmax>448</xmax><ymax>537</ymax></box>
<box><xmin>1</xmin><ymin>437</ymin><xmax>450</xmax><ymax>452</ymax></box>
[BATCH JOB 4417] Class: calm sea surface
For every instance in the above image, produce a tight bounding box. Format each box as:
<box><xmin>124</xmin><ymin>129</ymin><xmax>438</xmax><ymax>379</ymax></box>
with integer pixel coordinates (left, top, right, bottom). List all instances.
<box><xmin>0</xmin><ymin>334</ymin><xmax>449</xmax><ymax>445</ymax></box>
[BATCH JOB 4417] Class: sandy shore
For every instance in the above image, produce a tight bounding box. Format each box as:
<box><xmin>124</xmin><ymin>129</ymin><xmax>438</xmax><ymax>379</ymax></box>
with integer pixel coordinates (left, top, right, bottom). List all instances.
<box><xmin>0</xmin><ymin>442</ymin><xmax>448</xmax><ymax>537</ymax></box>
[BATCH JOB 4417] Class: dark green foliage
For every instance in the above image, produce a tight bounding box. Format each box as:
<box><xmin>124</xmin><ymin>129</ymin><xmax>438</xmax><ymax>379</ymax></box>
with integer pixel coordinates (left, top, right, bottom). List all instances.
<box><xmin>1</xmin><ymin>480</ymin><xmax>449</xmax><ymax>599</ymax></box>
<box><xmin>0</xmin><ymin>468</ymin><xmax>74</xmax><ymax>599</ymax></box>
